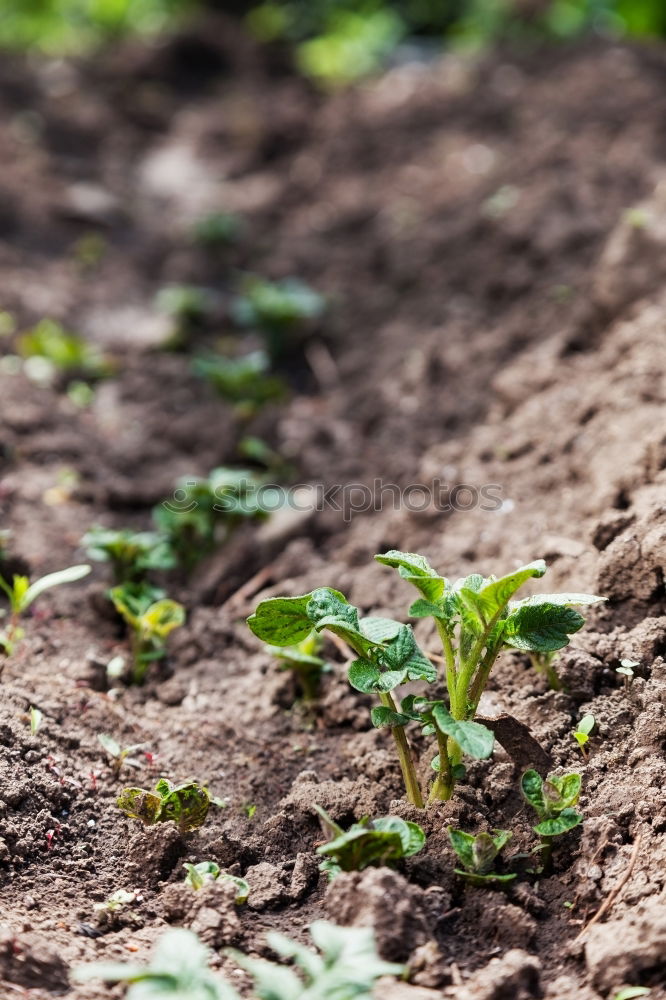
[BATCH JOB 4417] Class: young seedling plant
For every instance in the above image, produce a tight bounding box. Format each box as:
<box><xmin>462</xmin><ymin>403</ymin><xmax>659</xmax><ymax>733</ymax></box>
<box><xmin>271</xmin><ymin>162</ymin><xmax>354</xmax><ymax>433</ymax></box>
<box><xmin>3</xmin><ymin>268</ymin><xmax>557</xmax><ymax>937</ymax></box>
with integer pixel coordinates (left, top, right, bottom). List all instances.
<box><xmin>314</xmin><ymin>804</ymin><xmax>425</xmax><ymax>880</ymax></box>
<box><xmin>98</xmin><ymin>734</ymin><xmax>148</xmax><ymax>775</ymax></box>
<box><xmin>183</xmin><ymin>862</ymin><xmax>249</xmax><ymax>903</ymax></box>
<box><xmin>75</xmin><ymin>922</ymin><xmax>404</xmax><ymax>1000</ymax></box>
<box><xmin>0</xmin><ymin>563</ymin><xmax>90</xmax><ymax>655</ymax></box>
<box><xmin>521</xmin><ymin>769</ymin><xmax>582</xmax><ymax>872</ymax></box>
<box><xmin>117</xmin><ymin>778</ymin><xmax>219</xmax><ymax>834</ymax></box>
<box><xmin>109</xmin><ymin>583</ymin><xmax>184</xmax><ymax>684</ymax></box>
<box><xmin>232</xmin><ymin>274</ymin><xmax>326</xmax><ymax>359</ymax></box>
<box><xmin>248</xmin><ymin>553</ymin><xmax>604</xmax><ymax>807</ymax></box>
<box><xmin>573</xmin><ymin>714</ymin><xmax>595</xmax><ymax>758</ymax></box>
<box><xmin>448</xmin><ymin>827</ymin><xmax>516</xmax><ymax>886</ymax></box>
<box><xmin>83</xmin><ymin>527</ymin><xmax>175</xmax><ymax>583</ymax></box>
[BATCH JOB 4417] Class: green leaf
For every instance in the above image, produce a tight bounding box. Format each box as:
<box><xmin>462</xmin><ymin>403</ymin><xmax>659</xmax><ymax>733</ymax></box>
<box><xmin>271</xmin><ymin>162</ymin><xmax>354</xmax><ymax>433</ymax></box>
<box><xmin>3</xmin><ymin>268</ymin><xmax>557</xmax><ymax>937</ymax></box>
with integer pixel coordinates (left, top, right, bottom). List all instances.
<box><xmin>184</xmin><ymin>861</ymin><xmax>220</xmax><ymax>890</ymax></box>
<box><xmin>307</xmin><ymin>588</ymin><xmax>359</xmax><ymax>628</ymax></box>
<box><xmin>380</xmin><ymin>624</ymin><xmax>436</xmax><ymax>681</ymax></box>
<box><xmin>359</xmin><ymin>616</ymin><xmax>402</xmax><ymax>642</ymax></box>
<box><xmin>370</xmin><ymin>706</ymin><xmax>413</xmax><ymax>728</ymax></box>
<box><xmin>20</xmin><ymin>564</ymin><xmax>91</xmax><ymax>611</ymax></box>
<box><xmin>432</xmin><ymin>704</ymin><xmax>494</xmax><ymax>759</ymax></box>
<box><xmin>545</xmin><ymin>772</ymin><xmax>581</xmax><ymax>811</ymax></box>
<box><xmin>455</xmin><ymin>869</ymin><xmax>518</xmax><ymax>886</ymax></box>
<box><xmin>117</xmin><ymin>787</ymin><xmax>162</xmax><ymax>825</ymax></box>
<box><xmin>521</xmin><ymin>769</ymin><xmax>545</xmax><ymax>816</ymax></box>
<box><xmin>448</xmin><ymin>827</ymin><xmax>475</xmax><ymax>870</ymax></box>
<box><xmin>534</xmin><ymin>808</ymin><xmax>583</xmax><ymax>837</ymax></box>
<box><xmin>372</xmin><ymin>817</ymin><xmax>426</xmax><ymax>857</ymax></box>
<box><xmin>612</xmin><ymin>988</ymin><xmax>651</xmax><ymax>1000</ymax></box>
<box><xmin>247</xmin><ymin>593</ymin><xmax>314</xmax><ymax>646</ymax></box>
<box><xmin>510</xmin><ymin>592</ymin><xmax>606</xmax><ymax>609</ymax></box>
<box><xmin>467</xmin><ymin>560</ymin><xmax>546</xmax><ymax>621</ymax></box>
<box><xmin>140</xmin><ymin>599</ymin><xmax>185</xmax><ymax>639</ymax></box>
<box><xmin>576</xmin><ymin>714</ymin><xmax>595</xmax><ymax>737</ymax></box>
<box><xmin>374</xmin><ymin>550</ymin><xmax>446</xmax><ymax>602</ymax></box>
<box><xmin>408</xmin><ymin>598</ymin><xmax>444</xmax><ymax>618</ymax></box>
<box><xmin>348</xmin><ymin>659</ymin><xmax>379</xmax><ymax>692</ymax></box>
<box><xmin>503</xmin><ymin>603</ymin><xmax>586</xmax><ymax>652</ymax></box>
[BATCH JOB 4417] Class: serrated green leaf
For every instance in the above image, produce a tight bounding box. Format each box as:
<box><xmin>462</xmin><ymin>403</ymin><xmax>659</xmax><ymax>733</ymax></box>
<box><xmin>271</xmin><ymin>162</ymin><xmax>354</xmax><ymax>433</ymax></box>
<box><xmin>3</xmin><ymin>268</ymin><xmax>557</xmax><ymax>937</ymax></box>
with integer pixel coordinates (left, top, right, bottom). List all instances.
<box><xmin>307</xmin><ymin>588</ymin><xmax>359</xmax><ymax>628</ymax></box>
<box><xmin>359</xmin><ymin>616</ymin><xmax>402</xmax><ymax>642</ymax></box>
<box><xmin>348</xmin><ymin>658</ymin><xmax>380</xmax><ymax>692</ymax></box>
<box><xmin>375</xmin><ymin>550</ymin><xmax>446</xmax><ymax>602</ymax></box>
<box><xmin>432</xmin><ymin>704</ymin><xmax>494</xmax><ymax>759</ymax></box>
<box><xmin>470</xmin><ymin>561</ymin><xmax>546</xmax><ymax>621</ymax></box>
<box><xmin>503</xmin><ymin>603</ymin><xmax>586</xmax><ymax>652</ymax></box>
<box><xmin>510</xmin><ymin>592</ymin><xmax>606</xmax><ymax>610</ymax></box>
<box><xmin>380</xmin><ymin>625</ymin><xmax>437</xmax><ymax>682</ymax></box>
<box><xmin>534</xmin><ymin>808</ymin><xmax>582</xmax><ymax>837</ymax></box>
<box><xmin>408</xmin><ymin>598</ymin><xmax>444</xmax><ymax>618</ymax></box>
<box><xmin>521</xmin><ymin>769</ymin><xmax>545</xmax><ymax>815</ymax></box>
<box><xmin>247</xmin><ymin>594</ymin><xmax>314</xmax><ymax>646</ymax></box>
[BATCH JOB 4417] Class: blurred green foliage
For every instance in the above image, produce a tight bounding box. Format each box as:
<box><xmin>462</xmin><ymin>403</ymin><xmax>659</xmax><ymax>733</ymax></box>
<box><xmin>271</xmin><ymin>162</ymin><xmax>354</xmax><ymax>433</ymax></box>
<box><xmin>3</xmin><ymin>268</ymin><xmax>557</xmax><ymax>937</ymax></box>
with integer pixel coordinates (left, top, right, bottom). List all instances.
<box><xmin>1</xmin><ymin>0</ymin><xmax>664</xmax><ymax>66</ymax></box>
<box><xmin>0</xmin><ymin>0</ymin><xmax>192</xmax><ymax>52</ymax></box>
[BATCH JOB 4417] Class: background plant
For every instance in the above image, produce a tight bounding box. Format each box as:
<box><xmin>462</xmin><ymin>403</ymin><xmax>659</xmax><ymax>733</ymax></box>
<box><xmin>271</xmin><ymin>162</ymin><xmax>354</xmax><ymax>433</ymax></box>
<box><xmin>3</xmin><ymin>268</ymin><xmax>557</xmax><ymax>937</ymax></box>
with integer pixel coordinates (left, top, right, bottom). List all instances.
<box><xmin>231</xmin><ymin>274</ymin><xmax>326</xmax><ymax>359</ymax></box>
<box><xmin>183</xmin><ymin>862</ymin><xmax>250</xmax><ymax>902</ymax></box>
<box><xmin>521</xmin><ymin>769</ymin><xmax>583</xmax><ymax>871</ymax></box>
<box><xmin>448</xmin><ymin>827</ymin><xmax>516</xmax><ymax>886</ymax></box>
<box><xmin>109</xmin><ymin>583</ymin><xmax>185</xmax><ymax>684</ymax></box>
<box><xmin>573</xmin><ymin>714</ymin><xmax>595</xmax><ymax>757</ymax></box>
<box><xmin>98</xmin><ymin>734</ymin><xmax>148</xmax><ymax>775</ymax></box>
<box><xmin>315</xmin><ymin>804</ymin><xmax>425</xmax><ymax>880</ymax></box>
<box><xmin>83</xmin><ymin>527</ymin><xmax>175</xmax><ymax>583</ymax></box>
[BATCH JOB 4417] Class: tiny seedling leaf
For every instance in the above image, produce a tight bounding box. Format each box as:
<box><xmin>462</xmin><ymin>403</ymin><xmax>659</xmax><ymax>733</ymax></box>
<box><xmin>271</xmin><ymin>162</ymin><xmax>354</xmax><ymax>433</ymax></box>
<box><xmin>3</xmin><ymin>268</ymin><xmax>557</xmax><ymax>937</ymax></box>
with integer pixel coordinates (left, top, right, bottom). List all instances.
<box><xmin>21</xmin><ymin>564</ymin><xmax>91</xmax><ymax>611</ymax></box>
<box><xmin>534</xmin><ymin>807</ymin><xmax>583</xmax><ymax>837</ymax></box>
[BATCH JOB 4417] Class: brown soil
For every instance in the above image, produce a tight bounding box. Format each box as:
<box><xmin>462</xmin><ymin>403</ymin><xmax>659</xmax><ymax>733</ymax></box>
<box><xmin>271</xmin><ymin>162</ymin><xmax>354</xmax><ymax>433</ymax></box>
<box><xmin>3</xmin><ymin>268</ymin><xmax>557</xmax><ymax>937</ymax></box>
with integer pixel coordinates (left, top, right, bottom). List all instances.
<box><xmin>1</xmin><ymin>18</ymin><xmax>665</xmax><ymax>1000</ymax></box>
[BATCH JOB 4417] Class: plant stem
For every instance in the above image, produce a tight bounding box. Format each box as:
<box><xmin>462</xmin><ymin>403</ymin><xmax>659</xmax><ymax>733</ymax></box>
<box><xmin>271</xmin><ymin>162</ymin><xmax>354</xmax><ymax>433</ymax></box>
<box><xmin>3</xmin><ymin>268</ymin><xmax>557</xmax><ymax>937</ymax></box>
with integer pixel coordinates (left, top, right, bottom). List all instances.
<box><xmin>379</xmin><ymin>692</ymin><xmax>424</xmax><ymax>808</ymax></box>
<box><xmin>539</xmin><ymin>835</ymin><xmax>553</xmax><ymax>873</ymax></box>
<box><xmin>428</xmin><ymin>724</ymin><xmax>453</xmax><ymax>802</ymax></box>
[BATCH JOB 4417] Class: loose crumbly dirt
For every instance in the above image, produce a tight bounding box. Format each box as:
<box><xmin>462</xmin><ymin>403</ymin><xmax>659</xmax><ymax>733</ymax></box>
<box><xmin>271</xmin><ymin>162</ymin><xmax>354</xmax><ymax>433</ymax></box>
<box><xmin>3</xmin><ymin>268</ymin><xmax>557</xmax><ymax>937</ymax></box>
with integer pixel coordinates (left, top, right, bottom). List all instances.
<box><xmin>0</xmin><ymin>18</ymin><xmax>665</xmax><ymax>999</ymax></box>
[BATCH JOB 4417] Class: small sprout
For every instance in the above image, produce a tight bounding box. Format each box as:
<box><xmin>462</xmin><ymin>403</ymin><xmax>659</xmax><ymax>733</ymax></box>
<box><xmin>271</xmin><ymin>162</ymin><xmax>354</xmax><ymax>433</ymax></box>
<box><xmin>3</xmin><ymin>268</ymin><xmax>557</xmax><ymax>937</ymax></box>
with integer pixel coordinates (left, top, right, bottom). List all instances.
<box><xmin>66</xmin><ymin>379</ymin><xmax>95</xmax><ymax>408</ymax></box>
<box><xmin>193</xmin><ymin>211</ymin><xmax>241</xmax><ymax>247</ymax></box>
<box><xmin>76</xmin><ymin>922</ymin><xmax>404</xmax><ymax>1000</ymax></box>
<box><xmin>314</xmin><ymin>804</ymin><xmax>425</xmax><ymax>880</ymax></box>
<box><xmin>17</xmin><ymin>318</ymin><xmax>112</xmax><ymax>383</ymax></box>
<box><xmin>231</xmin><ymin>275</ymin><xmax>326</xmax><ymax>358</ymax></box>
<box><xmin>243</xmin><ymin>803</ymin><xmax>257</xmax><ymax>820</ymax></box>
<box><xmin>155</xmin><ymin>284</ymin><xmax>211</xmax><ymax>324</ymax></box>
<box><xmin>183</xmin><ymin>862</ymin><xmax>250</xmax><ymax>902</ymax></box>
<box><xmin>573</xmin><ymin>714</ymin><xmax>595</xmax><ymax>757</ymax></box>
<box><xmin>29</xmin><ymin>706</ymin><xmax>43</xmax><ymax>735</ymax></box>
<box><xmin>268</xmin><ymin>630</ymin><xmax>328</xmax><ymax>701</ymax></box>
<box><xmin>0</xmin><ymin>563</ymin><xmax>91</xmax><ymax>655</ymax></box>
<box><xmin>613</xmin><ymin>989</ymin><xmax>651</xmax><ymax>1000</ymax></box>
<box><xmin>117</xmin><ymin>778</ymin><xmax>213</xmax><ymax>833</ymax></box>
<box><xmin>93</xmin><ymin>888</ymin><xmax>136</xmax><ymax>914</ymax></box>
<box><xmin>83</xmin><ymin>526</ymin><xmax>175</xmax><ymax>583</ymax></box>
<box><xmin>192</xmin><ymin>350</ymin><xmax>285</xmax><ymax>411</ymax></box>
<box><xmin>109</xmin><ymin>582</ymin><xmax>184</xmax><ymax>685</ymax></box>
<box><xmin>617</xmin><ymin>657</ymin><xmax>639</xmax><ymax>691</ymax></box>
<box><xmin>448</xmin><ymin>827</ymin><xmax>516</xmax><ymax>887</ymax></box>
<box><xmin>98</xmin><ymin>734</ymin><xmax>146</xmax><ymax>774</ymax></box>
<box><xmin>521</xmin><ymin>769</ymin><xmax>583</xmax><ymax>871</ymax></box>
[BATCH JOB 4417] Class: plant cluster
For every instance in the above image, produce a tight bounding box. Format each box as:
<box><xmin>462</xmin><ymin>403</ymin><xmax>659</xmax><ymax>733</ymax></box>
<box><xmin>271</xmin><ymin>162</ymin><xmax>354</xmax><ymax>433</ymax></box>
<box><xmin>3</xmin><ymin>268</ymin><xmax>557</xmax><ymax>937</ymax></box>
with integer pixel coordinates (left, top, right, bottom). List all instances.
<box><xmin>192</xmin><ymin>349</ymin><xmax>286</xmax><ymax>413</ymax></box>
<box><xmin>16</xmin><ymin>318</ymin><xmax>113</xmax><ymax>385</ymax></box>
<box><xmin>521</xmin><ymin>769</ymin><xmax>583</xmax><ymax>870</ymax></box>
<box><xmin>83</xmin><ymin>527</ymin><xmax>175</xmax><ymax>583</ymax></box>
<box><xmin>75</xmin><ymin>921</ymin><xmax>404</xmax><ymax>1000</ymax></box>
<box><xmin>248</xmin><ymin>551</ymin><xmax>604</xmax><ymax>807</ymax></box>
<box><xmin>117</xmin><ymin>778</ymin><xmax>219</xmax><ymax>834</ymax></box>
<box><xmin>314</xmin><ymin>805</ymin><xmax>425</xmax><ymax>880</ymax></box>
